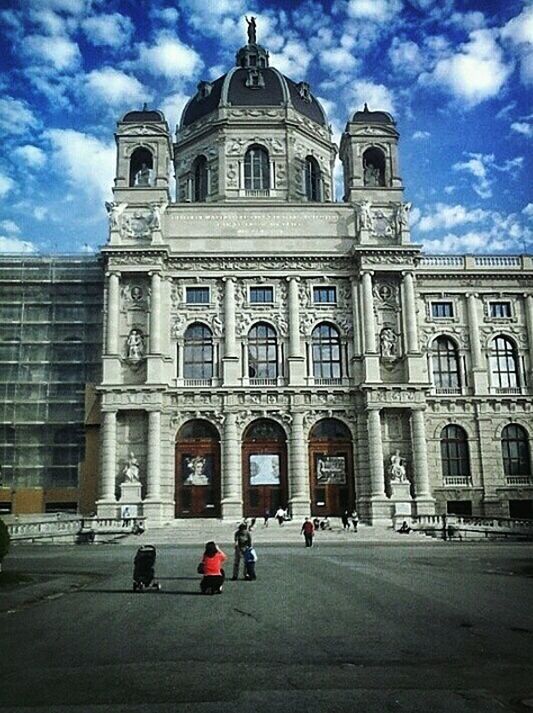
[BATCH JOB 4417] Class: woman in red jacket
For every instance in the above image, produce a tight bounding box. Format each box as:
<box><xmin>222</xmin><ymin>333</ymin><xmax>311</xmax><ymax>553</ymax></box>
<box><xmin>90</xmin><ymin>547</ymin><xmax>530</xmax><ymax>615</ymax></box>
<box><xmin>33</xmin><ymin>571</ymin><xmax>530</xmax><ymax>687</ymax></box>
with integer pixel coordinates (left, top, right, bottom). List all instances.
<box><xmin>199</xmin><ymin>541</ymin><xmax>227</xmax><ymax>595</ymax></box>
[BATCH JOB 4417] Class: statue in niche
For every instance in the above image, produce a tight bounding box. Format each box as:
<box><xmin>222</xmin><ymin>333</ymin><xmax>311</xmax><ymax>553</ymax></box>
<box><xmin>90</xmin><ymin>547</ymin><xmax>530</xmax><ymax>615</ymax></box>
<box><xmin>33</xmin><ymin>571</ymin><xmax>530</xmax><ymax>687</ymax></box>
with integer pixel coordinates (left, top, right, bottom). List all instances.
<box><xmin>246</xmin><ymin>15</ymin><xmax>257</xmax><ymax>44</ymax></box>
<box><xmin>136</xmin><ymin>163</ymin><xmax>151</xmax><ymax>186</ymax></box>
<box><xmin>127</xmin><ymin>329</ymin><xmax>144</xmax><ymax>360</ymax></box>
<box><xmin>396</xmin><ymin>202</ymin><xmax>412</xmax><ymax>234</ymax></box>
<box><xmin>388</xmin><ymin>450</ymin><xmax>407</xmax><ymax>483</ymax></box>
<box><xmin>380</xmin><ymin>327</ymin><xmax>398</xmax><ymax>357</ymax></box>
<box><xmin>130</xmin><ymin>286</ymin><xmax>143</xmax><ymax>301</ymax></box>
<box><xmin>123</xmin><ymin>452</ymin><xmax>140</xmax><ymax>482</ymax></box>
<box><xmin>105</xmin><ymin>201</ymin><xmax>127</xmax><ymax>231</ymax></box>
<box><xmin>359</xmin><ymin>200</ymin><xmax>374</xmax><ymax>231</ymax></box>
<box><xmin>149</xmin><ymin>202</ymin><xmax>167</xmax><ymax>231</ymax></box>
<box><xmin>363</xmin><ymin>160</ymin><xmax>381</xmax><ymax>187</ymax></box>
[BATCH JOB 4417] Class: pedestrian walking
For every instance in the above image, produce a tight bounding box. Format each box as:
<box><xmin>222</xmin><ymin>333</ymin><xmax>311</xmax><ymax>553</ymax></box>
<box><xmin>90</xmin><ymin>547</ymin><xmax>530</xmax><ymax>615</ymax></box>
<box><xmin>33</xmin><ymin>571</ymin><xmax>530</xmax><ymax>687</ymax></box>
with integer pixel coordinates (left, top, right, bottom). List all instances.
<box><xmin>341</xmin><ymin>510</ymin><xmax>350</xmax><ymax>530</ymax></box>
<box><xmin>232</xmin><ymin>523</ymin><xmax>252</xmax><ymax>580</ymax></box>
<box><xmin>275</xmin><ymin>506</ymin><xmax>286</xmax><ymax>526</ymax></box>
<box><xmin>249</xmin><ymin>517</ymin><xmax>256</xmax><ymax>531</ymax></box>
<box><xmin>301</xmin><ymin>517</ymin><xmax>315</xmax><ymax>547</ymax></box>
<box><xmin>199</xmin><ymin>541</ymin><xmax>227</xmax><ymax>595</ymax></box>
<box><xmin>351</xmin><ymin>510</ymin><xmax>359</xmax><ymax>532</ymax></box>
<box><xmin>243</xmin><ymin>545</ymin><xmax>258</xmax><ymax>580</ymax></box>
<box><xmin>263</xmin><ymin>509</ymin><xmax>270</xmax><ymax>527</ymax></box>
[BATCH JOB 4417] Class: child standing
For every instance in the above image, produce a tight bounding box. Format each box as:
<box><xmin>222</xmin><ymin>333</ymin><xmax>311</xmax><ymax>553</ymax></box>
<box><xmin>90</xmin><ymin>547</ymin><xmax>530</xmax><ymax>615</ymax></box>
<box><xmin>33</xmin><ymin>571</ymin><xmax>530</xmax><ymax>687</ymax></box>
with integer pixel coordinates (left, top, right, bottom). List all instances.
<box><xmin>243</xmin><ymin>545</ymin><xmax>257</xmax><ymax>580</ymax></box>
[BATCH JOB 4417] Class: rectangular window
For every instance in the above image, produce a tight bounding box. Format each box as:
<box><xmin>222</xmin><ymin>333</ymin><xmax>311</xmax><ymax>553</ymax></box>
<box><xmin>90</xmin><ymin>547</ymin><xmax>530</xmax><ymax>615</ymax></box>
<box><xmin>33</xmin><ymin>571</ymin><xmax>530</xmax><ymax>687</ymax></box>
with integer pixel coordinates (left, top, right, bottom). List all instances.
<box><xmin>313</xmin><ymin>286</ymin><xmax>337</xmax><ymax>304</ymax></box>
<box><xmin>490</xmin><ymin>301</ymin><xmax>512</xmax><ymax>318</ymax></box>
<box><xmin>431</xmin><ymin>301</ymin><xmax>454</xmax><ymax>318</ymax></box>
<box><xmin>249</xmin><ymin>286</ymin><xmax>274</xmax><ymax>303</ymax></box>
<box><xmin>186</xmin><ymin>287</ymin><xmax>210</xmax><ymax>304</ymax></box>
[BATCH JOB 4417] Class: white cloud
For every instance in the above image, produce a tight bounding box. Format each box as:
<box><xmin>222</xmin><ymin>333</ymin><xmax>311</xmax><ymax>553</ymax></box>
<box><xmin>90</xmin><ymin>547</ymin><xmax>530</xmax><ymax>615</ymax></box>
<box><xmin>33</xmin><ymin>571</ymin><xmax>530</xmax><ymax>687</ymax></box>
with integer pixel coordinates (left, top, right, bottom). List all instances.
<box><xmin>29</xmin><ymin>8</ymin><xmax>67</xmax><ymax>35</ymax></box>
<box><xmin>421</xmin><ymin>29</ymin><xmax>512</xmax><ymax>106</ymax></box>
<box><xmin>82</xmin><ymin>13</ymin><xmax>134</xmax><ymax>49</ymax></box>
<box><xmin>85</xmin><ymin>68</ymin><xmax>150</xmax><ymax>108</ymax></box>
<box><xmin>444</xmin><ymin>185</ymin><xmax>456</xmax><ymax>194</ymax></box>
<box><xmin>270</xmin><ymin>40</ymin><xmax>312</xmax><ymax>77</ymax></box>
<box><xmin>417</xmin><ymin>203</ymin><xmax>489</xmax><ymax>232</ymax></box>
<box><xmin>0</xmin><ymin>97</ymin><xmax>39</xmax><ymax>136</ymax></box>
<box><xmin>0</xmin><ymin>173</ymin><xmax>15</xmax><ymax>198</ymax></box>
<box><xmin>45</xmin><ymin>129</ymin><xmax>115</xmax><ymax>202</ymax></box>
<box><xmin>135</xmin><ymin>32</ymin><xmax>203</xmax><ymax>81</ymax></box>
<box><xmin>0</xmin><ymin>220</ymin><xmax>20</xmax><ymax>234</ymax></box>
<box><xmin>28</xmin><ymin>0</ymin><xmax>86</xmax><ymax>15</ymax></box>
<box><xmin>388</xmin><ymin>38</ymin><xmax>424</xmax><ymax>75</ymax></box>
<box><xmin>348</xmin><ymin>80</ymin><xmax>395</xmax><ymax>114</ymax></box>
<box><xmin>500</xmin><ymin>5</ymin><xmax>533</xmax><ymax>46</ymax></box>
<box><xmin>180</xmin><ymin>0</ymin><xmax>245</xmax><ymax>41</ymax></box>
<box><xmin>347</xmin><ymin>0</ymin><xmax>403</xmax><ymax>22</ymax></box>
<box><xmin>149</xmin><ymin>7</ymin><xmax>179</xmax><ymax>25</ymax></box>
<box><xmin>447</xmin><ymin>11</ymin><xmax>487</xmax><ymax>31</ymax></box>
<box><xmin>319</xmin><ymin>45</ymin><xmax>357</xmax><ymax>72</ymax></box>
<box><xmin>161</xmin><ymin>92</ymin><xmax>190</xmax><ymax>129</ymax></box>
<box><xmin>511</xmin><ymin>121</ymin><xmax>533</xmax><ymax>138</ymax></box>
<box><xmin>412</xmin><ymin>130</ymin><xmax>430</xmax><ymax>139</ymax></box>
<box><xmin>0</xmin><ymin>236</ymin><xmax>38</xmax><ymax>253</ymax></box>
<box><xmin>24</xmin><ymin>34</ymin><xmax>81</xmax><ymax>71</ymax></box>
<box><xmin>523</xmin><ymin>203</ymin><xmax>533</xmax><ymax>218</ymax></box>
<box><xmin>453</xmin><ymin>153</ymin><xmax>493</xmax><ymax>198</ymax></box>
<box><xmin>13</xmin><ymin>144</ymin><xmax>47</xmax><ymax>168</ymax></box>
<box><xmin>33</xmin><ymin>206</ymin><xmax>49</xmax><ymax>221</ymax></box>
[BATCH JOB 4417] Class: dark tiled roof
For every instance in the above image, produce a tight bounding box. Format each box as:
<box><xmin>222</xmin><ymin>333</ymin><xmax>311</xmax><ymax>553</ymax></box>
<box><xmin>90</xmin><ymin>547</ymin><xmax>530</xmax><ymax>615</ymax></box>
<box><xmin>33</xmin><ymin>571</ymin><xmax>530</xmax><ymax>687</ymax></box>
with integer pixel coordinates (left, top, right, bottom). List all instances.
<box><xmin>352</xmin><ymin>107</ymin><xmax>395</xmax><ymax>125</ymax></box>
<box><xmin>181</xmin><ymin>75</ymin><xmax>225</xmax><ymax>127</ymax></box>
<box><xmin>122</xmin><ymin>110</ymin><xmax>165</xmax><ymax>123</ymax></box>
<box><xmin>285</xmin><ymin>77</ymin><xmax>326</xmax><ymax>126</ymax></box>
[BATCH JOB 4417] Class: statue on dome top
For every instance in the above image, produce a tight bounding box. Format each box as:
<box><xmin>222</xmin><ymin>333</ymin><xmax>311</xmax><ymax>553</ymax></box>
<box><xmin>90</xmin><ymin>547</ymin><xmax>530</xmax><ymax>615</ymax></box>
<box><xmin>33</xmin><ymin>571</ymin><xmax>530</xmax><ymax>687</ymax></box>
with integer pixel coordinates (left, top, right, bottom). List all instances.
<box><xmin>246</xmin><ymin>16</ymin><xmax>257</xmax><ymax>44</ymax></box>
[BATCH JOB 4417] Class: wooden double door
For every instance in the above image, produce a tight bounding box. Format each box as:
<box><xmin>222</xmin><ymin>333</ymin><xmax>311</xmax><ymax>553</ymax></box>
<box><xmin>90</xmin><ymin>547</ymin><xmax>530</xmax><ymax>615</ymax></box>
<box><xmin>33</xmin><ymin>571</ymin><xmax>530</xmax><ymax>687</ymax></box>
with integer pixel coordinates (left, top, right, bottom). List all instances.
<box><xmin>175</xmin><ymin>437</ymin><xmax>221</xmax><ymax>518</ymax></box>
<box><xmin>242</xmin><ymin>419</ymin><xmax>288</xmax><ymax>518</ymax></box>
<box><xmin>309</xmin><ymin>439</ymin><xmax>354</xmax><ymax>516</ymax></box>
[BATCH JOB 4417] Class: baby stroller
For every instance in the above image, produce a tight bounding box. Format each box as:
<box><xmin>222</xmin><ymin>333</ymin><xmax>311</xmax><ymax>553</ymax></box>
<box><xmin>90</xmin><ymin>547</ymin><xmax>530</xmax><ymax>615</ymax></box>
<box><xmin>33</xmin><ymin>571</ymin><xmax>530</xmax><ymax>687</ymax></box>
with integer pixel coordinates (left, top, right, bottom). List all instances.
<box><xmin>133</xmin><ymin>545</ymin><xmax>161</xmax><ymax>592</ymax></box>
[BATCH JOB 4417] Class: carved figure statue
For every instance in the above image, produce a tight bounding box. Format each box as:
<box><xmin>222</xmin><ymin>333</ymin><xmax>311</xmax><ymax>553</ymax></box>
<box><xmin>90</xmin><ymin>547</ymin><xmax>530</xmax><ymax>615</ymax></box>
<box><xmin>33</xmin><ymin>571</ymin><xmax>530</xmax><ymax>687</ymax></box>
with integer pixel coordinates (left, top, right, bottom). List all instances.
<box><xmin>389</xmin><ymin>449</ymin><xmax>407</xmax><ymax>483</ymax></box>
<box><xmin>136</xmin><ymin>163</ymin><xmax>151</xmax><ymax>186</ymax></box>
<box><xmin>123</xmin><ymin>452</ymin><xmax>140</xmax><ymax>482</ymax></box>
<box><xmin>363</xmin><ymin>160</ymin><xmax>380</xmax><ymax>187</ymax></box>
<box><xmin>246</xmin><ymin>15</ymin><xmax>257</xmax><ymax>44</ymax></box>
<box><xmin>396</xmin><ymin>202</ymin><xmax>412</xmax><ymax>233</ymax></box>
<box><xmin>380</xmin><ymin>327</ymin><xmax>397</xmax><ymax>357</ymax></box>
<box><xmin>127</xmin><ymin>329</ymin><xmax>144</xmax><ymax>360</ymax></box>
<box><xmin>359</xmin><ymin>200</ymin><xmax>374</xmax><ymax>231</ymax></box>
<box><xmin>105</xmin><ymin>201</ymin><xmax>127</xmax><ymax>230</ymax></box>
<box><xmin>149</xmin><ymin>202</ymin><xmax>167</xmax><ymax>231</ymax></box>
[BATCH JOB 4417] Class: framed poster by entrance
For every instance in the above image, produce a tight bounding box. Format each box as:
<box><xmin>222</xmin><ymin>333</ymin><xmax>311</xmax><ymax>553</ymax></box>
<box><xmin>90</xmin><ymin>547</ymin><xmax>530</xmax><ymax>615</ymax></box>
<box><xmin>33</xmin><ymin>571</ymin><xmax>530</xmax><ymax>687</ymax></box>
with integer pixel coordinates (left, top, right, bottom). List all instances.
<box><xmin>249</xmin><ymin>454</ymin><xmax>280</xmax><ymax>485</ymax></box>
<box><xmin>182</xmin><ymin>454</ymin><xmax>213</xmax><ymax>486</ymax></box>
<box><xmin>315</xmin><ymin>454</ymin><xmax>346</xmax><ymax>484</ymax></box>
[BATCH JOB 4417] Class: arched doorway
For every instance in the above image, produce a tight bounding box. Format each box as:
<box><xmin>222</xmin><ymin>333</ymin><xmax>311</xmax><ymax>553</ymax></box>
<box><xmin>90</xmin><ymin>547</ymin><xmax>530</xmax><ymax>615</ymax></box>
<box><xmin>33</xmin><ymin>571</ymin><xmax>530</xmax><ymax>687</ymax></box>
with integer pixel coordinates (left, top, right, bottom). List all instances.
<box><xmin>309</xmin><ymin>418</ymin><xmax>354</xmax><ymax>516</ymax></box>
<box><xmin>242</xmin><ymin>419</ymin><xmax>288</xmax><ymax>518</ymax></box>
<box><xmin>175</xmin><ymin>419</ymin><xmax>220</xmax><ymax>518</ymax></box>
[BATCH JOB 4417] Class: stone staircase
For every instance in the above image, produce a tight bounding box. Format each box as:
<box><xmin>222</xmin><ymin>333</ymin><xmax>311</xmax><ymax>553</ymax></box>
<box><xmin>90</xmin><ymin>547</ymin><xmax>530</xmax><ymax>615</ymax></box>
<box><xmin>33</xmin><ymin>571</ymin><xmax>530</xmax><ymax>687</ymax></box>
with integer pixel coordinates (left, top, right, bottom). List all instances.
<box><xmin>120</xmin><ymin>518</ymin><xmax>422</xmax><ymax>546</ymax></box>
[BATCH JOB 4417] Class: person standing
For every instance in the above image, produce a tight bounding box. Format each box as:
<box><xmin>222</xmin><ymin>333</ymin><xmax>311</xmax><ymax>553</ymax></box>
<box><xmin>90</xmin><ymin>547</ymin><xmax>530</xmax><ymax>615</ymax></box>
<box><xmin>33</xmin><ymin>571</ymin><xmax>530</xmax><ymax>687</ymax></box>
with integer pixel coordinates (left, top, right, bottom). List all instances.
<box><xmin>275</xmin><ymin>506</ymin><xmax>286</xmax><ymax>526</ymax></box>
<box><xmin>351</xmin><ymin>510</ymin><xmax>359</xmax><ymax>533</ymax></box>
<box><xmin>232</xmin><ymin>523</ymin><xmax>252</xmax><ymax>580</ymax></box>
<box><xmin>243</xmin><ymin>545</ymin><xmax>257</xmax><ymax>580</ymax></box>
<box><xmin>263</xmin><ymin>508</ymin><xmax>270</xmax><ymax>527</ymax></box>
<box><xmin>341</xmin><ymin>510</ymin><xmax>350</xmax><ymax>530</ymax></box>
<box><xmin>199</xmin><ymin>541</ymin><xmax>227</xmax><ymax>595</ymax></box>
<box><xmin>301</xmin><ymin>517</ymin><xmax>315</xmax><ymax>547</ymax></box>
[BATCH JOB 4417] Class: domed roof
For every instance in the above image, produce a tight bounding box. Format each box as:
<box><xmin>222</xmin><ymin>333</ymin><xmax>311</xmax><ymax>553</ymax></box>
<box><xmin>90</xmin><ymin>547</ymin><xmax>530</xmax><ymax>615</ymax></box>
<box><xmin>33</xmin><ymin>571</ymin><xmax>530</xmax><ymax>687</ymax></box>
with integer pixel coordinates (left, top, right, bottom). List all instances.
<box><xmin>180</xmin><ymin>22</ymin><xmax>327</xmax><ymax>129</ymax></box>
<box><xmin>351</xmin><ymin>103</ymin><xmax>395</xmax><ymax>125</ymax></box>
<box><xmin>121</xmin><ymin>107</ymin><xmax>166</xmax><ymax>123</ymax></box>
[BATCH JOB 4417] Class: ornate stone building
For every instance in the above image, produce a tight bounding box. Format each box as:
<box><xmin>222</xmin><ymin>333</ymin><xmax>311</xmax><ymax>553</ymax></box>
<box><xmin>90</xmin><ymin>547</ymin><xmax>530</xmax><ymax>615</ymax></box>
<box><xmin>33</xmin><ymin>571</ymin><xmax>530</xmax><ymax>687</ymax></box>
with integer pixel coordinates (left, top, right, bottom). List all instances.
<box><xmin>92</xmin><ymin>28</ymin><xmax>533</xmax><ymax>524</ymax></box>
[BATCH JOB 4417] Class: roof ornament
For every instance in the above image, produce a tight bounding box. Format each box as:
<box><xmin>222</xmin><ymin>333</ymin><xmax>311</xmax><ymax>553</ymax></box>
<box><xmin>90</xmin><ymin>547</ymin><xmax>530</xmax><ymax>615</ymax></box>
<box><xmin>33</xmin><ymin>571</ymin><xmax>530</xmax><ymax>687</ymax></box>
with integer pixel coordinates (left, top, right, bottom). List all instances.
<box><xmin>363</xmin><ymin>102</ymin><xmax>369</xmax><ymax>112</ymax></box>
<box><xmin>246</xmin><ymin>15</ymin><xmax>257</xmax><ymax>44</ymax></box>
<box><xmin>142</xmin><ymin>102</ymin><xmax>148</xmax><ymax>111</ymax></box>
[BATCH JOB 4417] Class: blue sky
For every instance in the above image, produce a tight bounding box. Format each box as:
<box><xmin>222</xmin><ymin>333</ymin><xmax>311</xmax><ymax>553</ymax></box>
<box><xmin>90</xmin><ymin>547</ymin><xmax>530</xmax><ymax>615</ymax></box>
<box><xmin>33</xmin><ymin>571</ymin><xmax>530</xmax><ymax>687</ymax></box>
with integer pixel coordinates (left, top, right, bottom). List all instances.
<box><xmin>0</xmin><ymin>0</ymin><xmax>531</xmax><ymax>255</ymax></box>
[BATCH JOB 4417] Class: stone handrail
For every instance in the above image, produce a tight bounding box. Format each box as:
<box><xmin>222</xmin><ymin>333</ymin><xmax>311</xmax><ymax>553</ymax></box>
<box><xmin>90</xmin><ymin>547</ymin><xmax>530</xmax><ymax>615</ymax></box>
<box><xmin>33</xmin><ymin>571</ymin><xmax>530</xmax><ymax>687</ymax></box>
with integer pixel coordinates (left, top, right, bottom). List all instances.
<box><xmin>8</xmin><ymin>516</ymin><xmax>146</xmax><ymax>541</ymax></box>
<box><xmin>419</xmin><ymin>255</ymin><xmax>529</xmax><ymax>270</ymax></box>
<box><xmin>412</xmin><ymin>513</ymin><xmax>533</xmax><ymax>539</ymax></box>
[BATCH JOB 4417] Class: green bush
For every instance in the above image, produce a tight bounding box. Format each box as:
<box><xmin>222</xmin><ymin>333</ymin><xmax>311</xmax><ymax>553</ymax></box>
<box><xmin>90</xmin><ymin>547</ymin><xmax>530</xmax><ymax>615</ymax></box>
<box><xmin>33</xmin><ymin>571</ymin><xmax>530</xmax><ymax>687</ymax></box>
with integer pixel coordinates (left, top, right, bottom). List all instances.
<box><xmin>0</xmin><ymin>518</ymin><xmax>10</xmax><ymax>572</ymax></box>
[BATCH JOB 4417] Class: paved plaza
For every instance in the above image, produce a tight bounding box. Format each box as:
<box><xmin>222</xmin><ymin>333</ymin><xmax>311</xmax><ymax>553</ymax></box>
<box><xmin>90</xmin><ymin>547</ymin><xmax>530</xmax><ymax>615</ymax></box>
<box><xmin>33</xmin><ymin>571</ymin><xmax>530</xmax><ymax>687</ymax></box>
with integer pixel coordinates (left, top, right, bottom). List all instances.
<box><xmin>1</xmin><ymin>539</ymin><xmax>532</xmax><ymax>713</ymax></box>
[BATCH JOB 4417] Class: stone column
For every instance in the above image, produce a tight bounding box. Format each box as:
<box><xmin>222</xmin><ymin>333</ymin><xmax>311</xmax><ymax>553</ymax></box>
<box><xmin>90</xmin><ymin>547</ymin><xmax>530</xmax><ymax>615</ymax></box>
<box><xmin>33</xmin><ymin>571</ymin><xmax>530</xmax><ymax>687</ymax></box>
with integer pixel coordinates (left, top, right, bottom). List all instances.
<box><xmin>467</xmin><ymin>293</ymin><xmax>482</xmax><ymax>369</ymax></box>
<box><xmin>288</xmin><ymin>278</ymin><xmax>301</xmax><ymax>357</ymax></box>
<box><xmin>149</xmin><ymin>272</ymin><xmax>161</xmax><ymax>354</ymax></box>
<box><xmin>106</xmin><ymin>272</ymin><xmax>120</xmax><ymax>355</ymax></box>
<box><xmin>367</xmin><ymin>408</ymin><xmax>385</xmax><ymax>497</ymax></box>
<box><xmin>221</xmin><ymin>412</ymin><xmax>242</xmax><ymax>519</ymax></box>
<box><xmin>146</xmin><ymin>410</ymin><xmax>161</xmax><ymax>500</ymax></box>
<box><xmin>224</xmin><ymin>278</ymin><xmax>236</xmax><ymax>357</ymax></box>
<box><xmin>361</xmin><ymin>271</ymin><xmax>377</xmax><ymax>353</ymax></box>
<box><xmin>351</xmin><ymin>276</ymin><xmax>361</xmax><ymax>355</ymax></box>
<box><xmin>402</xmin><ymin>271</ymin><xmax>419</xmax><ymax>353</ymax></box>
<box><xmin>525</xmin><ymin>294</ymin><xmax>533</xmax><ymax>385</ymax></box>
<box><xmin>410</xmin><ymin>409</ymin><xmax>434</xmax><ymax>515</ymax></box>
<box><xmin>289</xmin><ymin>412</ymin><xmax>309</xmax><ymax>516</ymax></box>
<box><xmin>100</xmin><ymin>410</ymin><xmax>117</xmax><ymax>502</ymax></box>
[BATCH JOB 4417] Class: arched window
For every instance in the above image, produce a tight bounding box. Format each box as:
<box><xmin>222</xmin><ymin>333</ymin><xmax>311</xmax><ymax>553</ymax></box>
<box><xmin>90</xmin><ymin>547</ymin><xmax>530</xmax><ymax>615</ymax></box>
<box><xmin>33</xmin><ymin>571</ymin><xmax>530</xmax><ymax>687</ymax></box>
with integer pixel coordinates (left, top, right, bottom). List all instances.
<box><xmin>248</xmin><ymin>322</ymin><xmax>277</xmax><ymax>379</ymax></box>
<box><xmin>490</xmin><ymin>336</ymin><xmax>519</xmax><ymax>388</ymax></box>
<box><xmin>440</xmin><ymin>425</ymin><xmax>470</xmax><ymax>478</ymax></box>
<box><xmin>244</xmin><ymin>145</ymin><xmax>270</xmax><ymax>190</ymax></box>
<box><xmin>312</xmin><ymin>323</ymin><xmax>341</xmax><ymax>379</ymax></box>
<box><xmin>192</xmin><ymin>156</ymin><xmax>208</xmax><ymax>202</ymax></box>
<box><xmin>129</xmin><ymin>147</ymin><xmax>154</xmax><ymax>187</ymax></box>
<box><xmin>305</xmin><ymin>156</ymin><xmax>321</xmax><ymax>201</ymax></box>
<box><xmin>501</xmin><ymin>424</ymin><xmax>531</xmax><ymax>476</ymax></box>
<box><xmin>362</xmin><ymin>147</ymin><xmax>385</xmax><ymax>187</ymax></box>
<box><xmin>431</xmin><ymin>336</ymin><xmax>460</xmax><ymax>389</ymax></box>
<box><xmin>183</xmin><ymin>323</ymin><xmax>213</xmax><ymax>379</ymax></box>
